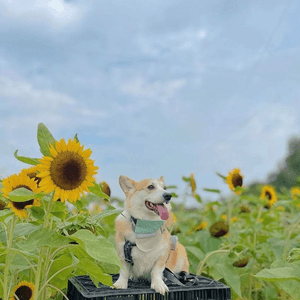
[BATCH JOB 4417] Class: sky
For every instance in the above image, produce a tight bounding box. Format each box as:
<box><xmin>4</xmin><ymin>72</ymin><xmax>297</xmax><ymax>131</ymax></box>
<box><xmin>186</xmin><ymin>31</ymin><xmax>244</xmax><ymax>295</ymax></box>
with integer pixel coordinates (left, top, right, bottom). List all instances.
<box><xmin>0</xmin><ymin>0</ymin><xmax>300</xmax><ymax>207</ymax></box>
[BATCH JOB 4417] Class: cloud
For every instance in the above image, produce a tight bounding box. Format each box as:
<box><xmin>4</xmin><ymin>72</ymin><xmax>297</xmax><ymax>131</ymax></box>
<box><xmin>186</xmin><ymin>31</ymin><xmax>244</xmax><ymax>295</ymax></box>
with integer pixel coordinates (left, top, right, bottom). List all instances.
<box><xmin>0</xmin><ymin>0</ymin><xmax>82</xmax><ymax>28</ymax></box>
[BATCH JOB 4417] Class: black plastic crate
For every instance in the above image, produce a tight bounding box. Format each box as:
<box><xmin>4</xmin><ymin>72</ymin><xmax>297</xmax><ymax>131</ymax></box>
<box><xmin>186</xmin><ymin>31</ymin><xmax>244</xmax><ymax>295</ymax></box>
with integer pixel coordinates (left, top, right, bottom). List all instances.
<box><xmin>67</xmin><ymin>273</ymin><xmax>231</xmax><ymax>300</ymax></box>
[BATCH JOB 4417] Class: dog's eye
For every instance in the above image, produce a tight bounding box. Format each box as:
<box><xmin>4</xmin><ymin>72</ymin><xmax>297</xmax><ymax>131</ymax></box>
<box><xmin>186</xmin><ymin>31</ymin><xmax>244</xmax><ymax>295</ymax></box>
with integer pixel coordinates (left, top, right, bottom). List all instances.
<box><xmin>164</xmin><ymin>186</ymin><xmax>167</xmax><ymax>190</ymax></box>
<box><xmin>148</xmin><ymin>185</ymin><xmax>155</xmax><ymax>190</ymax></box>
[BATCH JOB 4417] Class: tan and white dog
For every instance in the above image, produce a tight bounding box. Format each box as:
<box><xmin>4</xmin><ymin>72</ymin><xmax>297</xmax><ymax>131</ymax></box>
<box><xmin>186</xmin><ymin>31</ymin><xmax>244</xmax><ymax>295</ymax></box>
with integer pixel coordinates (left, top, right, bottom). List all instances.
<box><xmin>113</xmin><ymin>175</ymin><xmax>189</xmax><ymax>295</ymax></box>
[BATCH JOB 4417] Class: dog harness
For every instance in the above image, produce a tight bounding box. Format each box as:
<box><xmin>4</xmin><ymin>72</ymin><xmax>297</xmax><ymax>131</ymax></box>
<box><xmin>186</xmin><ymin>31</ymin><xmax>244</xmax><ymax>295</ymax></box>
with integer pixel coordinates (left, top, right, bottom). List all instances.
<box><xmin>121</xmin><ymin>212</ymin><xmax>178</xmax><ymax>266</ymax></box>
<box><xmin>120</xmin><ymin>211</ymin><xmax>199</xmax><ymax>287</ymax></box>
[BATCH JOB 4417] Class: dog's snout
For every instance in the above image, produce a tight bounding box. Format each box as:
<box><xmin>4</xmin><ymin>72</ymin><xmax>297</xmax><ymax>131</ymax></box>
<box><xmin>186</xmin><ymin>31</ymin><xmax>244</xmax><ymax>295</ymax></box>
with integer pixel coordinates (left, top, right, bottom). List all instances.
<box><xmin>163</xmin><ymin>192</ymin><xmax>172</xmax><ymax>201</ymax></box>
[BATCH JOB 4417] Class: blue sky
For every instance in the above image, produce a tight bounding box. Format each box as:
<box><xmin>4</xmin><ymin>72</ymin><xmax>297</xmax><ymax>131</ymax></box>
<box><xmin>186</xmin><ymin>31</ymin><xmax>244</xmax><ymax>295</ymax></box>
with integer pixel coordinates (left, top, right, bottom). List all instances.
<box><xmin>0</xmin><ymin>0</ymin><xmax>300</xmax><ymax>207</ymax></box>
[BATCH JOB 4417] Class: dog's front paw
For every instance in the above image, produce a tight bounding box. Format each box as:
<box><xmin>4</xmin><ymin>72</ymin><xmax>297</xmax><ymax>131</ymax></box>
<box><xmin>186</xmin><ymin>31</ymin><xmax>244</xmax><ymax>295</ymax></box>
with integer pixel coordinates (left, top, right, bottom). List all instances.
<box><xmin>113</xmin><ymin>278</ymin><xmax>128</xmax><ymax>289</ymax></box>
<box><xmin>151</xmin><ymin>279</ymin><xmax>169</xmax><ymax>295</ymax></box>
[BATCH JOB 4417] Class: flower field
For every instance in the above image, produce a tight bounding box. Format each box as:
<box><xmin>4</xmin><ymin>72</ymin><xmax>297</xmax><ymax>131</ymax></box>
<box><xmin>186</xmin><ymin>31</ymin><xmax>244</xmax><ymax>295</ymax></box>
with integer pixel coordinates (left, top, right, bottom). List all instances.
<box><xmin>1</xmin><ymin>123</ymin><xmax>300</xmax><ymax>300</ymax></box>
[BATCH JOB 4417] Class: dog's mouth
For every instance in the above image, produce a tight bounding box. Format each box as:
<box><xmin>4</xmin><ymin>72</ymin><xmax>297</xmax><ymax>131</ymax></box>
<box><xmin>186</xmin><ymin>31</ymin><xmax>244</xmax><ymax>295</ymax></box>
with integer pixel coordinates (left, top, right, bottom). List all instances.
<box><xmin>145</xmin><ymin>200</ymin><xmax>169</xmax><ymax>220</ymax></box>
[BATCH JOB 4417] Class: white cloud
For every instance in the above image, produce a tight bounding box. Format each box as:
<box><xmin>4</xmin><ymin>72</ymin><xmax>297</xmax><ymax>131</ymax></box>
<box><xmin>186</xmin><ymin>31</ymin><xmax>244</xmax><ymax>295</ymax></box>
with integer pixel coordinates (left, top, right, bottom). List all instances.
<box><xmin>137</xmin><ymin>28</ymin><xmax>207</xmax><ymax>56</ymax></box>
<box><xmin>0</xmin><ymin>0</ymin><xmax>82</xmax><ymax>28</ymax></box>
<box><xmin>120</xmin><ymin>77</ymin><xmax>186</xmax><ymax>101</ymax></box>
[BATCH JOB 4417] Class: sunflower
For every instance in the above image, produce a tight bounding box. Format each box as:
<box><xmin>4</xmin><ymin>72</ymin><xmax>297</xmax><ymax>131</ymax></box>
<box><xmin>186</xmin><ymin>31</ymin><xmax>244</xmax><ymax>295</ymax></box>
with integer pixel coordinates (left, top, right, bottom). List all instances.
<box><xmin>0</xmin><ymin>199</ymin><xmax>6</xmax><ymax>210</ymax></box>
<box><xmin>221</xmin><ymin>214</ymin><xmax>227</xmax><ymax>221</ymax></box>
<box><xmin>190</xmin><ymin>173</ymin><xmax>196</xmax><ymax>193</ymax></box>
<box><xmin>291</xmin><ymin>187</ymin><xmax>300</xmax><ymax>200</ymax></box>
<box><xmin>233</xmin><ymin>257</ymin><xmax>249</xmax><ymax>268</ymax></box>
<box><xmin>226</xmin><ymin>168</ymin><xmax>243</xmax><ymax>194</ymax></box>
<box><xmin>171</xmin><ymin>211</ymin><xmax>177</xmax><ymax>224</ymax></box>
<box><xmin>231</xmin><ymin>216</ymin><xmax>240</xmax><ymax>223</ymax></box>
<box><xmin>194</xmin><ymin>221</ymin><xmax>207</xmax><ymax>231</ymax></box>
<box><xmin>100</xmin><ymin>181</ymin><xmax>111</xmax><ymax>197</ymax></box>
<box><xmin>10</xmin><ymin>281</ymin><xmax>35</xmax><ymax>300</ymax></box>
<box><xmin>260</xmin><ymin>185</ymin><xmax>277</xmax><ymax>208</ymax></box>
<box><xmin>240</xmin><ymin>205</ymin><xmax>251</xmax><ymax>213</ymax></box>
<box><xmin>2</xmin><ymin>173</ymin><xmax>40</xmax><ymax>219</ymax></box>
<box><xmin>21</xmin><ymin>166</ymin><xmax>41</xmax><ymax>186</ymax></box>
<box><xmin>36</xmin><ymin>138</ymin><xmax>98</xmax><ymax>203</ymax></box>
<box><xmin>209</xmin><ymin>221</ymin><xmax>229</xmax><ymax>238</ymax></box>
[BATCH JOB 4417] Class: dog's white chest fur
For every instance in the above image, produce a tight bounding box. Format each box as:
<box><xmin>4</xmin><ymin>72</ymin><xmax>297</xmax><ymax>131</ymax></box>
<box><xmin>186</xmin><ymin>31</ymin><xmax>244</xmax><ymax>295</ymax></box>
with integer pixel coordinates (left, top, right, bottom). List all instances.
<box><xmin>119</xmin><ymin>210</ymin><xmax>170</xmax><ymax>279</ymax></box>
<box><xmin>131</xmin><ymin>238</ymin><xmax>169</xmax><ymax>279</ymax></box>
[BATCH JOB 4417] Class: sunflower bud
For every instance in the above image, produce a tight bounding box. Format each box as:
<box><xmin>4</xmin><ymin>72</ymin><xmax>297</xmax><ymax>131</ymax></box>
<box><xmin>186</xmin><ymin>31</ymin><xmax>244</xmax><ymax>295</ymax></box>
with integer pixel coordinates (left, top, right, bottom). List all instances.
<box><xmin>240</xmin><ymin>205</ymin><xmax>251</xmax><ymax>213</ymax></box>
<box><xmin>100</xmin><ymin>181</ymin><xmax>111</xmax><ymax>197</ymax></box>
<box><xmin>0</xmin><ymin>199</ymin><xmax>6</xmax><ymax>210</ymax></box>
<box><xmin>209</xmin><ymin>221</ymin><xmax>229</xmax><ymax>238</ymax></box>
<box><xmin>233</xmin><ymin>257</ymin><xmax>249</xmax><ymax>268</ymax></box>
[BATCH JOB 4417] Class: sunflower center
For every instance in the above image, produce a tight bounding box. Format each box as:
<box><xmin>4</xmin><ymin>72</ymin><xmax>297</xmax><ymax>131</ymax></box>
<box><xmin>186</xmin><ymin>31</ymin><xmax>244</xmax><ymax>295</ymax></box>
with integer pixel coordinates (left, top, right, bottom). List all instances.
<box><xmin>13</xmin><ymin>185</ymin><xmax>34</xmax><ymax>210</ymax></box>
<box><xmin>15</xmin><ymin>285</ymin><xmax>32</xmax><ymax>300</ymax></box>
<box><xmin>50</xmin><ymin>151</ymin><xmax>88</xmax><ymax>190</ymax></box>
<box><xmin>232</xmin><ymin>174</ymin><xmax>243</xmax><ymax>188</ymax></box>
<box><xmin>265</xmin><ymin>191</ymin><xmax>272</xmax><ymax>200</ymax></box>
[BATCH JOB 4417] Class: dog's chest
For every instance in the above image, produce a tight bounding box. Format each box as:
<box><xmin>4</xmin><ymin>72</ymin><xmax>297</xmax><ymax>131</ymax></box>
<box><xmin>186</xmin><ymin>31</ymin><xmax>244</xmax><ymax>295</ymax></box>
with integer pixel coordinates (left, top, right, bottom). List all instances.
<box><xmin>130</xmin><ymin>237</ymin><xmax>168</xmax><ymax>277</ymax></box>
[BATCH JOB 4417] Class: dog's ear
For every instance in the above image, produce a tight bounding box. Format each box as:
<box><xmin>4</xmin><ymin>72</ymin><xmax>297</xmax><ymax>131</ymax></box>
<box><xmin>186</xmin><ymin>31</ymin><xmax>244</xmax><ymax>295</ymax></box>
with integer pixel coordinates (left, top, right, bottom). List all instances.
<box><xmin>158</xmin><ymin>176</ymin><xmax>165</xmax><ymax>187</ymax></box>
<box><xmin>119</xmin><ymin>175</ymin><xmax>136</xmax><ymax>195</ymax></box>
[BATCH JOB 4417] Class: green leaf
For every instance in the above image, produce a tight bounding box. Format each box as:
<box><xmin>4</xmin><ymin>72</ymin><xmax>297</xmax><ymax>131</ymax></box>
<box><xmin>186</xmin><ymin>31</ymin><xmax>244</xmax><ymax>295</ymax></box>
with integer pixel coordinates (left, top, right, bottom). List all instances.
<box><xmin>235</xmin><ymin>186</ymin><xmax>243</xmax><ymax>193</ymax></box>
<box><xmin>203</xmin><ymin>188</ymin><xmax>221</xmax><ymax>193</ymax></box>
<box><xmin>267</xmin><ymin>261</ymin><xmax>300</xmax><ymax>299</ymax></box>
<box><xmin>216</xmin><ymin>173</ymin><xmax>227</xmax><ymax>181</ymax></box>
<box><xmin>10</xmin><ymin>253</ymin><xmax>32</xmax><ymax>273</ymax></box>
<box><xmin>196</xmin><ymin>231</ymin><xmax>222</xmax><ymax>253</ymax></box>
<box><xmin>48</xmin><ymin>252</ymin><xmax>76</xmax><ymax>290</ymax></box>
<box><xmin>17</xmin><ymin>228</ymin><xmax>71</xmax><ymax>252</ymax></box>
<box><xmin>171</xmin><ymin>192</ymin><xmax>178</xmax><ymax>198</ymax></box>
<box><xmin>14</xmin><ymin>150</ymin><xmax>39</xmax><ymax>166</ymax></box>
<box><xmin>193</xmin><ymin>193</ymin><xmax>202</xmax><ymax>203</ymax></box>
<box><xmin>0</xmin><ymin>210</ymin><xmax>13</xmax><ymax>222</ymax></box>
<box><xmin>255</xmin><ymin>267</ymin><xmax>300</xmax><ymax>282</ymax></box>
<box><xmin>71</xmin><ymin>248</ymin><xmax>113</xmax><ymax>287</ymax></box>
<box><xmin>89</xmin><ymin>182</ymin><xmax>110</xmax><ymax>201</ymax></box>
<box><xmin>37</xmin><ymin>123</ymin><xmax>56</xmax><ymax>156</ymax></box>
<box><xmin>8</xmin><ymin>188</ymin><xmax>44</xmax><ymax>202</ymax></box>
<box><xmin>182</xmin><ymin>176</ymin><xmax>190</xmax><ymax>182</ymax></box>
<box><xmin>93</xmin><ymin>209</ymin><xmax>122</xmax><ymax>221</ymax></box>
<box><xmin>70</xmin><ymin>229</ymin><xmax>123</xmax><ymax>269</ymax></box>
<box><xmin>217</xmin><ymin>263</ymin><xmax>242</xmax><ymax>297</ymax></box>
<box><xmin>13</xmin><ymin>223</ymin><xmax>41</xmax><ymax>239</ymax></box>
<box><xmin>0</xmin><ymin>223</ymin><xmax>42</xmax><ymax>243</ymax></box>
<box><xmin>186</xmin><ymin>246</ymin><xmax>205</xmax><ymax>261</ymax></box>
<box><xmin>30</xmin><ymin>206</ymin><xmax>45</xmax><ymax>220</ymax></box>
<box><xmin>74</xmin><ymin>133</ymin><xmax>79</xmax><ymax>142</ymax></box>
<box><xmin>51</xmin><ymin>201</ymin><xmax>66</xmax><ymax>212</ymax></box>
<box><xmin>166</xmin><ymin>185</ymin><xmax>177</xmax><ymax>189</ymax></box>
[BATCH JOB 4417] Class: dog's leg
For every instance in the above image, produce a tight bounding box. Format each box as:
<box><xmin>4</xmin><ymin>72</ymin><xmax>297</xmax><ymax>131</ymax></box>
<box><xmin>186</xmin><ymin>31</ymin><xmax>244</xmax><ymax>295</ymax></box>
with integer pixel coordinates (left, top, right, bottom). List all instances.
<box><xmin>150</xmin><ymin>256</ymin><xmax>169</xmax><ymax>295</ymax></box>
<box><xmin>113</xmin><ymin>256</ymin><xmax>131</xmax><ymax>289</ymax></box>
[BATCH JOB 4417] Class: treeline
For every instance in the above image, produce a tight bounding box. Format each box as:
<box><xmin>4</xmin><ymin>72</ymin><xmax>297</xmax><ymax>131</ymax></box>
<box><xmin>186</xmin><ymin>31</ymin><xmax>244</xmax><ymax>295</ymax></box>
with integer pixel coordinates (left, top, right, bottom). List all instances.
<box><xmin>246</xmin><ymin>136</ymin><xmax>300</xmax><ymax>195</ymax></box>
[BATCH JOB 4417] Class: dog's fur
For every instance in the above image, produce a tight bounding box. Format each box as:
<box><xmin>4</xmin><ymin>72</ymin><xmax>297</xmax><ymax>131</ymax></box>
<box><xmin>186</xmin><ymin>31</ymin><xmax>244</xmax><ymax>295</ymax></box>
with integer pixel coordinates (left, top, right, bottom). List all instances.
<box><xmin>113</xmin><ymin>175</ymin><xmax>189</xmax><ymax>295</ymax></box>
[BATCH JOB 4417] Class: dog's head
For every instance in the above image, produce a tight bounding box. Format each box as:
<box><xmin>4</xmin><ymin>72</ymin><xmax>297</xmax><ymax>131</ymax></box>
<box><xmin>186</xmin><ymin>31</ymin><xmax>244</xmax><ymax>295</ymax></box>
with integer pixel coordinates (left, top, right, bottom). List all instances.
<box><xmin>119</xmin><ymin>175</ymin><xmax>172</xmax><ymax>221</ymax></box>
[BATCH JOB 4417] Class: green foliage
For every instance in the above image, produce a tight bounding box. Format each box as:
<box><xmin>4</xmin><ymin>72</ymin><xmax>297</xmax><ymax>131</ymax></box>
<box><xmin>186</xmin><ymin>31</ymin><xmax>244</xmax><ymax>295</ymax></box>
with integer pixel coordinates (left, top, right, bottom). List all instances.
<box><xmin>14</xmin><ymin>150</ymin><xmax>39</xmax><ymax>166</ymax></box>
<box><xmin>89</xmin><ymin>182</ymin><xmax>110</xmax><ymax>201</ymax></box>
<box><xmin>8</xmin><ymin>187</ymin><xmax>44</xmax><ymax>202</ymax></box>
<box><xmin>37</xmin><ymin>122</ymin><xmax>56</xmax><ymax>156</ymax></box>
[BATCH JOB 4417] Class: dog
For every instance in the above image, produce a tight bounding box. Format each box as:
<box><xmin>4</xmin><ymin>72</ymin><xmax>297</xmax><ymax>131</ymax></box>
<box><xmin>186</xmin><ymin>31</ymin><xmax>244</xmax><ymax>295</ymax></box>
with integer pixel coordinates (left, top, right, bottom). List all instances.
<box><xmin>113</xmin><ymin>175</ymin><xmax>189</xmax><ymax>295</ymax></box>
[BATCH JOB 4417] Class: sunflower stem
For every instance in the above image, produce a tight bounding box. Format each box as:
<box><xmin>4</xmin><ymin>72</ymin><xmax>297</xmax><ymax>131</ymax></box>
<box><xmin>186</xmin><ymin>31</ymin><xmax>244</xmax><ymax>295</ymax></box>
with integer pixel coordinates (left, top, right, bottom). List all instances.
<box><xmin>283</xmin><ymin>218</ymin><xmax>300</xmax><ymax>260</ymax></box>
<box><xmin>33</xmin><ymin>192</ymin><xmax>55</xmax><ymax>300</ymax></box>
<box><xmin>3</xmin><ymin>215</ymin><xmax>17</xmax><ymax>300</ymax></box>
<box><xmin>37</xmin><ymin>262</ymin><xmax>77</xmax><ymax>298</ymax></box>
<box><xmin>46</xmin><ymin>283</ymin><xmax>70</xmax><ymax>300</ymax></box>
<box><xmin>196</xmin><ymin>250</ymin><xmax>230</xmax><ymax>276</ymax></box>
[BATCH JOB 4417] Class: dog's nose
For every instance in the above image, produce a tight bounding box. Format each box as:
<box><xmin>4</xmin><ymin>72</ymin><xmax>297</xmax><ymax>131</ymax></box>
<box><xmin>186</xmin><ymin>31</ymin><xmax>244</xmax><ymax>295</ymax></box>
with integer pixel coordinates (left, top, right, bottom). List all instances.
<box><xmin>163</xmin><ymin>192</ymin><xmax>172</xmax><ymax>201</ymax></box>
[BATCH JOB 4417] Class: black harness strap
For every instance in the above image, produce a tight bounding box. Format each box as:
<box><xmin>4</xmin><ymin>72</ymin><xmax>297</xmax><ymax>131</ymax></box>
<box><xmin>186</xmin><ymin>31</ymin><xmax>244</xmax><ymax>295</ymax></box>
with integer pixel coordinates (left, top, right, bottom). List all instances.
<box><xmin>124</xmin><ymin>239</ymin><xmax>136</xmax><ymax>266</ymax></box>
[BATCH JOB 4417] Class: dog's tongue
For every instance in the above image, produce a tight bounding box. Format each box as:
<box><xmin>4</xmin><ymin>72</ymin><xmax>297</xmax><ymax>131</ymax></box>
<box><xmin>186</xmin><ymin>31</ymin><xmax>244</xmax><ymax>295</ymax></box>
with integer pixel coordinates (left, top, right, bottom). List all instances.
<box><xmin>156</xmin><ymin>204</ymin><xmax>169</xmax><ymax>220</ymax></box>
